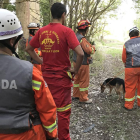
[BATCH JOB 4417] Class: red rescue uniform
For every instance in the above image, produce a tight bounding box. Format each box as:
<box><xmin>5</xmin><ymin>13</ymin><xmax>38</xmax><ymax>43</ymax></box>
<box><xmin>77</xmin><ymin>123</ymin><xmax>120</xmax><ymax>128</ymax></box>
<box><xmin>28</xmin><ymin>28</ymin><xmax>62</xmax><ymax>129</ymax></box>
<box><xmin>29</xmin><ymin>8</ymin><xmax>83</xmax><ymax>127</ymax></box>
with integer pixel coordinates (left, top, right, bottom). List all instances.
<box><xmin>30</xmin><ymin>23</ymin><xmax>80</xmax><ymax>140</ymax></box>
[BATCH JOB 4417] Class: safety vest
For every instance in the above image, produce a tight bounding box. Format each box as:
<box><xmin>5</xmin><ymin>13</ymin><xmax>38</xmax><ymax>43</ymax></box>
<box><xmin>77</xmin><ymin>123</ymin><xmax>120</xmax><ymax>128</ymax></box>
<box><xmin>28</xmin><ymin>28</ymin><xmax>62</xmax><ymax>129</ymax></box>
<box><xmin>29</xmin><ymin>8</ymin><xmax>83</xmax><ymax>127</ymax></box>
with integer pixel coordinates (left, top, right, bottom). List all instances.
<box><xmin>125</xmin><ymin>37</ymin><xmax>140</xmax><ymax>68</ymax></box>
<box><xmin>26</xmin><ymin>35</ymin><xmax>41</xmax><ymax>64</ymax></box>
<box><xmin>0</xmin><ymin>54</ymin><xmax>41</xmax><ymax>134</ymax></box>
<box><xmin>73</xmin><ymin>33</ymin><xmax>90</xmax><ymax>65</ymax></box>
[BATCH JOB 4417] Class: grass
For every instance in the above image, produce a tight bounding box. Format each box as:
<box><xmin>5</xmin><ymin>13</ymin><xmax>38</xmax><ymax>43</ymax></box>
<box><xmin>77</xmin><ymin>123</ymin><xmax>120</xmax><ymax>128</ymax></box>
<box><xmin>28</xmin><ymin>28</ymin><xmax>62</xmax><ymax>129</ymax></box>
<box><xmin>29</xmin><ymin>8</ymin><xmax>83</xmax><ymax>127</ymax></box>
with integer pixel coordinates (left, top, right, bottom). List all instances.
<box><xmin>105</xmin><ymin>48</ymin><xmax>122</xmax><ymax>57</ymax></box>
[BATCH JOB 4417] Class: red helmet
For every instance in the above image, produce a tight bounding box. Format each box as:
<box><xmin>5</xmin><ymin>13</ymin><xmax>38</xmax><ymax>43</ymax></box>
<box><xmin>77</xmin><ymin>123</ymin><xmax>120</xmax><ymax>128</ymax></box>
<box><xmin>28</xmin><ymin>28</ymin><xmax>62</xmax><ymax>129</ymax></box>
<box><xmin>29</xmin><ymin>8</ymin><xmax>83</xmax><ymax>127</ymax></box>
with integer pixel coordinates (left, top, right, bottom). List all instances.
<box><xmin>77</xmin><ymin>20</ymin><xmax>91</xmax><ymax>29</ymax></box>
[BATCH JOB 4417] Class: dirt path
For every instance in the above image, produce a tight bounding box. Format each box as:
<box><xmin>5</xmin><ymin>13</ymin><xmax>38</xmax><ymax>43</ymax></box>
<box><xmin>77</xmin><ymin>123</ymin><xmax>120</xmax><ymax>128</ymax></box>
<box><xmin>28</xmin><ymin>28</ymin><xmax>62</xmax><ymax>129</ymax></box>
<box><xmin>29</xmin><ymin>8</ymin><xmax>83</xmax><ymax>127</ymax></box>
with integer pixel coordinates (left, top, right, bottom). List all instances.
<box><xmin>70</xmin><ymin>52</ymin><xmax>140</xmax><ymax>140</ymax></box>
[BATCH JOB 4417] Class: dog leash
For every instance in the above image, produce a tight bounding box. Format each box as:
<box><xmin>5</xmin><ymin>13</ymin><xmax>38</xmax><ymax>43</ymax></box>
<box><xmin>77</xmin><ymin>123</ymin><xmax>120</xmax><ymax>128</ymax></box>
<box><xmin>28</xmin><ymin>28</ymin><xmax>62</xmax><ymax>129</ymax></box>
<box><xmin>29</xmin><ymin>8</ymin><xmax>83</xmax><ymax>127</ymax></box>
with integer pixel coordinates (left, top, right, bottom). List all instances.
<box><xmin>105</xmin><ymin>69</ymin><xmax>125</xmax><ymax>86</ymax></box>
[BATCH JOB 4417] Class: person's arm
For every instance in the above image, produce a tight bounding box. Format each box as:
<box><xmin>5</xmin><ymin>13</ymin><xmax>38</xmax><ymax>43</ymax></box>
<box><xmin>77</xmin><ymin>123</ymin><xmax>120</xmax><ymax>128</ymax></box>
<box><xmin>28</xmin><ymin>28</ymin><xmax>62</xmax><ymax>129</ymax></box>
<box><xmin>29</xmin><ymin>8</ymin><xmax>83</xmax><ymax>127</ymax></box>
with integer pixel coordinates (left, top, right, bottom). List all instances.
<box><xmin>122</xmin><ymin>45</ymin><xmax>126</xmax><ymax>65</ymax></box>
<box><xmin>81</xmin><ymin>38</ymin><xmax>95</xmax><ymax>54</ymax></box>
<box><xmin>25</xmin><ymin>44</ymin><xmax>43</xmax><ymax>64</ymax></box>
<box><xmin>66</xmin><ymin>29</ymin><xmax>84</xmax><ymax>75</ymax></box>
<box><xmin>32</xmin><ymin>67</ymin><xmax>57</xmax><ymax>139</ymax></box>
<box><xmin>34</xmin><ymin>48</ymin><xmax>42</xmax><ymax>57</ymax></box>
<box><xmin>25</xmin><ymin>30</ymin><xmax>43</xmax><ymax>64</ymax></box>
<box><xmin>73</xmin><ymin>45</ymin><xmax>84</xmax><ymax>74</ymax></box>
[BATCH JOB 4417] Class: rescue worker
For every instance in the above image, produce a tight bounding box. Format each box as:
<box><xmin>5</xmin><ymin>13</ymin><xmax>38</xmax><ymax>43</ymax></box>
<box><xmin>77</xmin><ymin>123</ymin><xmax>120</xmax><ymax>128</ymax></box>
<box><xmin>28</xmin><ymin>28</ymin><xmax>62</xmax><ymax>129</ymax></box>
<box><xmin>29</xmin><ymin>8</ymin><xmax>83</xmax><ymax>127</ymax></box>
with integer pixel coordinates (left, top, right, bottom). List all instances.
<box><xmin>0</xmin><ymin>9</ymin><xmax>58</xmax><ymax>140</ymax></box>
<box><xmin>26</xmin><ymin>22</ymin><xmax>42</xmax><ymax>72</ymax></box>
<box><xmin>122</xmin><ymin>27</ymin><xmax>140</xmax><ymax>110</ymax></box>
<box><xmin>26</xmin><ymin>2</ymin><xmax>84</xmax><ymax>140</ymax></box>
<box><xmin>72</xmin><ymin>20</ymin><xmax>96</xmax><ymax>103</ymax></box>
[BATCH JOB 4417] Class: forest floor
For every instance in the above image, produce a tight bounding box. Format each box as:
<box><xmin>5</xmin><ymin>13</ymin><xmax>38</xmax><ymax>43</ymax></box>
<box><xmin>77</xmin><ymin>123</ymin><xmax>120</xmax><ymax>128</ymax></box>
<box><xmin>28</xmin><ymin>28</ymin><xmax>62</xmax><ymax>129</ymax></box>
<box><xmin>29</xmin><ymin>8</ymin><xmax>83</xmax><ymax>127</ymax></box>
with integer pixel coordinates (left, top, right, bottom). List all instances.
<box><xmin>70</xmin><ymin>42</ymin><xmax>140</xmax><ymax>140</ymax></box>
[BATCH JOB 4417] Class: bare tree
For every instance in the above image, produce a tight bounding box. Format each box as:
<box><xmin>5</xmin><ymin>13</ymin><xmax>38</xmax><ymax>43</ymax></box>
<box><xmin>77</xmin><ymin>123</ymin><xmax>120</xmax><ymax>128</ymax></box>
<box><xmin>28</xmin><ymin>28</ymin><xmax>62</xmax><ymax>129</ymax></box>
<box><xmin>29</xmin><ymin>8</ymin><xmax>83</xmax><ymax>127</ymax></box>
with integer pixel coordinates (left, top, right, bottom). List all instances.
<box><xmin>0</xmin><ymin>0</ymin><xmax>3</xmax><ymax>8</ymax></box>
<box><xmin>16</xmin><ymin>0</ymin><xmax>30</xmax><ymax>38</ymax></box>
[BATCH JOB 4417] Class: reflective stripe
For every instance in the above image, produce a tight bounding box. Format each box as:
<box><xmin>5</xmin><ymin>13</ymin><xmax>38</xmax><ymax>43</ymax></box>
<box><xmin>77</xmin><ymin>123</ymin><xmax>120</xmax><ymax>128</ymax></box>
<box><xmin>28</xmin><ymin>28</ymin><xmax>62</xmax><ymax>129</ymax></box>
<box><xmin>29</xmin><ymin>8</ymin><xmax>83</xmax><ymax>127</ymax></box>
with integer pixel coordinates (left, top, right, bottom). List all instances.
<box><xmin>32</xmin><ymin>80</ymin><xmax>41</xmax><ymax>90</ymax></box>
<box><xmin>43</xmin><ymin>121</ymin><xmax>57</xmax><ymax>133</ymax></box>
<box><xmin>57</xmin><ymin>104</ymin><xmax>71</xmax><ymax>112</ymax></box>
<box><xmin>67</xmin><ymin>72</ymin><xmax>72</xmax><ymax>79</ymax></box>
<box><xmin>125</xmin><ymin>96</ymin><xmax>135</xmax><ymax>102</ymax></box>
<box><xmin>38</xmin><ymin>51</ymin><xmax>40</xmax><ymax>56</ymax></box>
<box><xmin>137</xmin><ymin>95</ymin><xmax>140</xmax><ymax>99</ymax></box>
<box><xmin>74</xmin><ymin>84</ymin><xmax>79</xmax><ymax>87</ymax></box>
<box><xmin>79</xmin><ymin>87</ymin><xmax>88</xmax><ymax>91</ymax></box>
<box><xmin>91</xmin><ymin>47</ymin><xmax>94</xmax><ymax>54</ymax></box>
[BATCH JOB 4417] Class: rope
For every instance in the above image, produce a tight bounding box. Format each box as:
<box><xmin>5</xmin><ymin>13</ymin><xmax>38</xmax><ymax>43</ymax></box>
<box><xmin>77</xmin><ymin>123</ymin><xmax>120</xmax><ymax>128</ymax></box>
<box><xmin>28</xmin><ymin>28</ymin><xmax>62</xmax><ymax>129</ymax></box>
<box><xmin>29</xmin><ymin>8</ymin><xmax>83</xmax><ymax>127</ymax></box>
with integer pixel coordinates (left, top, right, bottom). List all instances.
<box><xmin>105</xmin><ymin>69</ymin><xmax>125</xmax><ymax>86</ymax></box>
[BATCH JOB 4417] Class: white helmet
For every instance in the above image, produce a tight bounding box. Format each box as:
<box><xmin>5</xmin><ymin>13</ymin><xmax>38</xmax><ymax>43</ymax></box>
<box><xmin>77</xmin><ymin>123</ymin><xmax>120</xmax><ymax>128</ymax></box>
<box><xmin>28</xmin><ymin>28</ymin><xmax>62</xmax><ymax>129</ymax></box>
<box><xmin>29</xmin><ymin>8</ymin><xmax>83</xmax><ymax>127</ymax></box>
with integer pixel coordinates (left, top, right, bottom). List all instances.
<box><xmin>27</xmin><ymin>23</ymin><xmax>39</xmax><ymax>29</ymax></box>
<box><xmin>0</xmin><ymin>9</ymin><xmax>23</xmax><ymax>40</ymax></box>
<box><xmin>129</xmin><ymin>27</ymin><xmax>139</xmax><ymax>34</ymax></box>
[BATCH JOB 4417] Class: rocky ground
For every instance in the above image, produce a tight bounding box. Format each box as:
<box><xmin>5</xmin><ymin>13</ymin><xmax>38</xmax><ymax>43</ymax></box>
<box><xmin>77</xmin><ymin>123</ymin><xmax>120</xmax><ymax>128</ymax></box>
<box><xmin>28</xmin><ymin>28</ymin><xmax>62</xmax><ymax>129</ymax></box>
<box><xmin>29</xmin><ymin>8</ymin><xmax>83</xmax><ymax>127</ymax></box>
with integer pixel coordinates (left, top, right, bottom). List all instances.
<box><xmin>70</xmin><ymin>46</ymin><xmax>140</xmax><ymax>140</ymax></box>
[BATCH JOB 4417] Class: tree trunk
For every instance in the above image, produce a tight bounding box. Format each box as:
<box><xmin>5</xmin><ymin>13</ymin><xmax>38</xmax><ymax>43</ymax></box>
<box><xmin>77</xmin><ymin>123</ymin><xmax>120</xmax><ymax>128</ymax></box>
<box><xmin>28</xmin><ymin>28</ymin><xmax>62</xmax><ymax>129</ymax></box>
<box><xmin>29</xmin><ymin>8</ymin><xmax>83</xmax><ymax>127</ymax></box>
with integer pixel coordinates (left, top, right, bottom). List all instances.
<box><xmin>49</xmin><ymin>0</ymin><xmax>54</xmax><ymax>22</ymax></box>
<box><xmin>69</xmin><ymin>0</ymin><xmax>74</xmax><ymax>29</ymax></box>
<box><xmin>74</xmin><ymin>0</ymin><xmax>79</xmax><ymax>32</ymax></box>
<box><xmin>0</xmin><ymin>0</ymin><xmax>3</xmax><ymax>8</ymax></box>
<box><xmin>63</xmin><ymin>0</ymin><xmax>67</xmax><ymax>5</ymax></box>
<box><xmin>84</xmin><ymin>0</ymin><xmax>90</xmax><ymax>19</ymax></box>
<box><xmin>16</xmin><ymin>0</ymin><xmax>30</xmax><ymax>38</ymax></box>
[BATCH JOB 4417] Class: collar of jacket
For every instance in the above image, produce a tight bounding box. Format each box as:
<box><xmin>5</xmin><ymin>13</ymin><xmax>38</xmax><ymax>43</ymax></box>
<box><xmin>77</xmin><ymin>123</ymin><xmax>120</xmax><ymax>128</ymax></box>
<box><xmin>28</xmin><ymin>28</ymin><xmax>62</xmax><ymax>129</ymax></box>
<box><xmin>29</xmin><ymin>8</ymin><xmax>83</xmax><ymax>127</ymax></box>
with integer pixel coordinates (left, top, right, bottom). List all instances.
<box><xmin>29</xmin><ymin>34</ymin><xmax>34</xmax><ymax>37</ymax></box>
<box><xmin>130</xmin><ymin>36</ymin><xmax>140</xmax><ymax>39</ymax></box>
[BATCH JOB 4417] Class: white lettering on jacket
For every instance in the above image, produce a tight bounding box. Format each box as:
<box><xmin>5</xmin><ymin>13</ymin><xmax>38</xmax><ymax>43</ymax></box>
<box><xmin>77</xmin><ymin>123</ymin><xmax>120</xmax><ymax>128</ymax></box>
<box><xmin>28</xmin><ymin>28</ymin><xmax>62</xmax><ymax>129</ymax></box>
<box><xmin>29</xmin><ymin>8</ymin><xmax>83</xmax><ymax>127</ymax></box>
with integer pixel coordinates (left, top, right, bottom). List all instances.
<box><xmin>1</xmin><ymin>79</ymin><xmax>17</xmax><ymax>89</ymax></box>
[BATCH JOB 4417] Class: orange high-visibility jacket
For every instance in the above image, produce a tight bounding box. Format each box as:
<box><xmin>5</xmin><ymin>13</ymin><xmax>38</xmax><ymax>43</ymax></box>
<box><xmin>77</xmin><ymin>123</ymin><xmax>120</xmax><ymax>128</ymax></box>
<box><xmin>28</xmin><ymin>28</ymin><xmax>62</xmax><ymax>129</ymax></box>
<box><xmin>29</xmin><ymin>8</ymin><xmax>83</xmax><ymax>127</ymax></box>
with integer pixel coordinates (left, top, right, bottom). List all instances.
<box><xmin>32</xmin><ymin>66</ymin><xmax>57</xmax><ymax>139</ymax></box>
<box><xmin>0</xmin><ymin>66</ymin><xmax>57</xmax><ymax>140</ymax></box>
<box><xmin>80</xmin><ymin>38</ymin><xmax>95</xmax><ymax>55</ymax></box>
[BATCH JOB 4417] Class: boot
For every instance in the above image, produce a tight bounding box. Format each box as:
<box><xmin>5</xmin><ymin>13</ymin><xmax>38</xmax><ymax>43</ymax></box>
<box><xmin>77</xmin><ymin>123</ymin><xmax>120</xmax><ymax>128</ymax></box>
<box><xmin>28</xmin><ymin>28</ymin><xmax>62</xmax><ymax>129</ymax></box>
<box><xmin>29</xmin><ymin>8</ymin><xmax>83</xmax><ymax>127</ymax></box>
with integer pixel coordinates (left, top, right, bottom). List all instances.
<box><xmin>79</xmin><ymin>99</ymin><xmax>92</xmax><ymax>104</ymax></box>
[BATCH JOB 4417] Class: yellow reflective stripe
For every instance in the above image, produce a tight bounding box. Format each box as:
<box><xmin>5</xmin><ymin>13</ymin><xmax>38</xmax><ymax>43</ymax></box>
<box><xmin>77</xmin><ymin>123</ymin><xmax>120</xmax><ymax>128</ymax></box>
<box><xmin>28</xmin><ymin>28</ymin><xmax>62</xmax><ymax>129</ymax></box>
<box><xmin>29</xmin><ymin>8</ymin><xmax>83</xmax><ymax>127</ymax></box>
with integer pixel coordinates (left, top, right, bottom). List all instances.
<box><xmin>43</xmin><ymin>121</ymin><xmax>57</xmax><ymax>133</ymax></box>
<box><xmin>32</xmin><ymin>80</ymin><xmax>41</xmax><ymax>90</ymax></box>
<box><xmin>74</xmin><ymin>84</ymin><xmax>79</xmax><ymax>87</ymax></box>
<box><xmin>79</xmin><ymin>87</ymin><xmax>88</xmax><ymax>91</ymax></box>
<box><xmin>125</xmin><ymin>96</ymin><xmax>135</xmax><ymax>101</ymax></box>
<box><xmin>137</xmin><ymin>95</ymin><xmax>140</xmax><ymax>99</ymax></box>
<box><xmin>57</xmin><ymin>104</ymin><xmax>71</xmax><ymax>112</ymax></box>
<box><xmin>91</xmin><ymin>47</ymin><xmax>94</xmax><ymax>54</ymax></box>
<box><xmin>67</xmin><ymin>72</ymin><xmax>72</xmax><ymax>79</ymax></box>
<box><xmin>38</xmin><ymin>51</ymin><xmax>40</xmax><ymax>56</ymax></box>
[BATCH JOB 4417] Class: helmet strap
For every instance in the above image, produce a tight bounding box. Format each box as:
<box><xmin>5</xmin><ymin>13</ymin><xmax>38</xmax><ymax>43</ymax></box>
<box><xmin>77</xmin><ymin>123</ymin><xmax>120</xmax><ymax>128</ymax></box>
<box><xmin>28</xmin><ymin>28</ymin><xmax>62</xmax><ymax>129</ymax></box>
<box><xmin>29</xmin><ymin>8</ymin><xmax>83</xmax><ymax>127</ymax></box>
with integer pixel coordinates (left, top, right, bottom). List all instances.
<box><xmin>0</xmin><ymin>34</ymin><xmax>23</xmax><ymax>58</ymax></box>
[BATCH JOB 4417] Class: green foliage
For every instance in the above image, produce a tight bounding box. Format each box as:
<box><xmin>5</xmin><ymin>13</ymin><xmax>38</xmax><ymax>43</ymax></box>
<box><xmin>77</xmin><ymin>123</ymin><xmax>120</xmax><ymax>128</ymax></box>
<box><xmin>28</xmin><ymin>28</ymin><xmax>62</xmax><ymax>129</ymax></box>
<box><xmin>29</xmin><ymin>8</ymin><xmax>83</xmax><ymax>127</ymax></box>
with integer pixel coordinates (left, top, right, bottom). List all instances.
<box><xmin>40</xmin><ymin>0</ymin><xmax>50</xmax><ymax>26</ymax></box>
<box><xmin>40</xmin><ymin>0</ymin><xmax>61</xmax><ymax>26</ymax></box>
<box><xmin>39</xmin><ymin>0</ymin><xmax>122</xmax><ymax>39</ymax></box>
<box><xmin>18</xmin><ymin>37</ymin><xmax>31</xmax><ymax>61</ymax></box>
<box><xmin>134</xmin><ymin>17</ymin><xmax>140</xmax><ymax>29</ymax></box>
<box><xmin>6</xmin><ymin>4</ymin><xmax>15</xmax><ymax>12</ymax></box>
<box><xmin>133</xmin><ymin>0</ymin><xmax>140</xmax><ymax>28</ymax></box>
<box><xmin>2</xmin><ymin>0</ymin><xmax>15</xmax><ymax>12</ymax></box>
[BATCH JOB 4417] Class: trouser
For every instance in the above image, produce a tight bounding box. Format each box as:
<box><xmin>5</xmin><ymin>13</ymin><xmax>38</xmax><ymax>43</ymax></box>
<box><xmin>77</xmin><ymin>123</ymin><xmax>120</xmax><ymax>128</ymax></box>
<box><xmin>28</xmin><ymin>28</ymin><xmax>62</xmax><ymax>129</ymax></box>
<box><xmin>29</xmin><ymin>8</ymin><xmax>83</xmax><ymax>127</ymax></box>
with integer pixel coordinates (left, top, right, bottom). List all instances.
<box><xmin>0</xmin><ymin>125</ymin><xmax>46</xmax><ymax>140</ymax></box>
<box><xmin>124</xmin><ymin>68</ymin><xmax>140</xmax><ymax>109</ymax></box>
<box><xmin>33</xmin><ymin>64</ymin><xmax>42</xmax><ymax>72</ymax></box>
<box><xmin>73</xmin><ymin>62</ymin><xmax>89</xmax><ymax>102</ymax></box>
<box><xmin>44</xmin><ymin>77</ymin><xmax>71</xmax><ymax>140</ymax></box>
